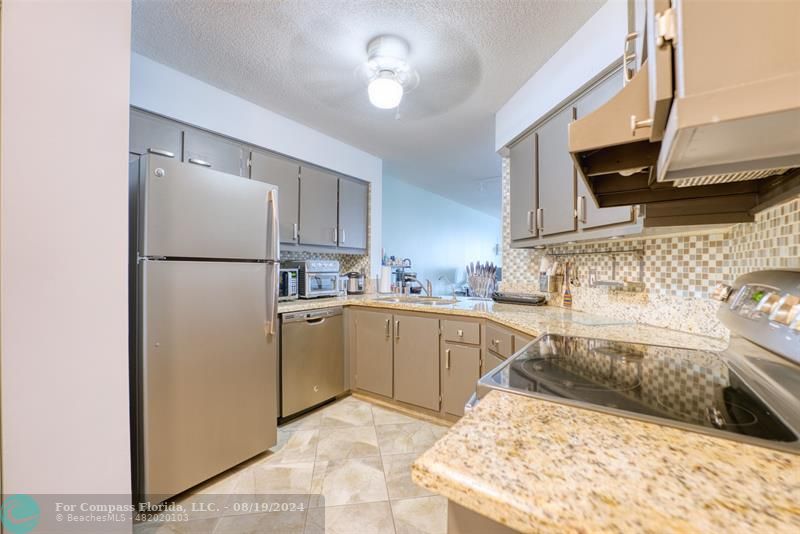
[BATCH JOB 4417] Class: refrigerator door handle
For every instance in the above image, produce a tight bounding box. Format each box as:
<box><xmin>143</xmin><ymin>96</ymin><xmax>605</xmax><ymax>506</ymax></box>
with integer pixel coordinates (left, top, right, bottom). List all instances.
<box><xmin>266</xmin><ymin>189</ymin><xmax>280</xmax><ymax>261</ymax></box>
<box><xmin>265</xmin><ymin>189</ymin><xmax>280</xmax><ymax>337</ymax></box>
<box><xmin>265</xmin><ymin>262</ymin><xmax>279</xmax><ymax>337</ymax></box>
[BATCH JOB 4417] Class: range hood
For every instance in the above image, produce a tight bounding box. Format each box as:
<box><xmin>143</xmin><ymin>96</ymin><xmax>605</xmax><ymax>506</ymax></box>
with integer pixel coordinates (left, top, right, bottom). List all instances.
<box><xmin>569</xmin><ymin>0</ymin><xmax>800</xmax><ymax>219</ymax></box>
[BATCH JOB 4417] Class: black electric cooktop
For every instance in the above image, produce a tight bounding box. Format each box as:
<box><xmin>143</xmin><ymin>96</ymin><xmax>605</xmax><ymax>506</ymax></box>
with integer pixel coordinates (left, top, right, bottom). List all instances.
<box><xmin>479</xmin><ymin>334</ymin><xmax>799</xmax><ymax>447</ymax></box>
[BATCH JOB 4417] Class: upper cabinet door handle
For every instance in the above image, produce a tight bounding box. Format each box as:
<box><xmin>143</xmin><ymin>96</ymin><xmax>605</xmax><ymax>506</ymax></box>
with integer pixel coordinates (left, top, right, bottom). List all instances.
<box><xmin>147</xmin><ymin>148</ymin><xmax>175</xmax><ymax>158</ymax></box>
<box><xmin>292</xmin><ymin>223</ymin><xmax>299</xmax><ymax>241</ymax></box>
<box><xmin>536</xmin><ymin>208</ymin><xmax>544</xmax><ymax>231</ymax></box>
<box><xmin>188</xmin><ymin>158</ymin><xmax>211</xmax><ymax>167</ymax></box>
<box><xmin>340</xmin><ymin>228</ymin><xmax>346</xmax><ymax>244</ymax></box>
<box><xmin>622</xmin><ymin>31</ymin><xmax>639</xmax><ymax>87</ymax></box>
<box><xmin>577</xmin><ymin>196</ymin><xmax>587</xmax><ymax>224</ymax></box>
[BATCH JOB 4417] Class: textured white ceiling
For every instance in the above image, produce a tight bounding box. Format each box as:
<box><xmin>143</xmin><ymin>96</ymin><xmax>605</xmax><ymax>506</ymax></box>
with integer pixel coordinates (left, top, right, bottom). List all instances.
<box><xmin>132</xmin><ymin>0</ymin><xmax>603</xmax><ymax>216</ymax></box>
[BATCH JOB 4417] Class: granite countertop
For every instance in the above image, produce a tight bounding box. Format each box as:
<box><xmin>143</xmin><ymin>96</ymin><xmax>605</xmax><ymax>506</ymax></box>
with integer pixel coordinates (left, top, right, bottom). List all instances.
<box><xmin>412</xmin><ymin>390</ymin><xmax>800</xmax><ymax>533</ymax></box>
<box><xmin>278</xmin><ymin>295</ymin><xmax>727</xmax><ymax>351</ymax></box>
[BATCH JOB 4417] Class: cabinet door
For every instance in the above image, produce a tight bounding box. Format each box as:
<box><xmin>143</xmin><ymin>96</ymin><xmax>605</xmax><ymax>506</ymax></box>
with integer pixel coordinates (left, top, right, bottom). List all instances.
<box><xmin>537</xmin><ymin>107</ymin><xmax>576</xmax><ymax>236</ymax></box>
<box><xmin>442</xmin><ymin>343</ymin><xmax>481</xmax><ymax>417</ymax></box>
<box><xmin>509</xmin><ymin>133</ymin><xmax>537</xmax><ymax>240</ymax></box>
<box><xmin>513</xmin><ymin>332</ymin><xmax>533</xmax><ymax>352</ymax></box>
<box><xmin>575</xmin><ymin>71</ymin><xmax>635</xmax><ymax>229</ymax></box>
<box><xmin>183</xmin><ymin>128</ymin><xmax>245</xmax><ymax>177</ymax></box>
<box><xmin>393</xmin><ymin>314</ymin><xmax>440</xmax><ymax>411</ymax></box>
<box><xmin>482</xmin><ymin>351</ymin><xmax>504</xmax><ymax>377</ymax></box>
<box><xmin>354</xmin><ymin>309</ymin><xmax>393</xmax><ymax>398</ymax></box>
<box><xmin>299</xmin><ymin>166</ymin><xmax>339</xmax><ymax>247</ymax></box>
<box><xmin>250</xmin><ymin>150</ymin><xmax>300</xmax><ymax>244</ymax></box>
<box><xmin>338</xmin><ymin>178</ymin><xmax>368</xmax><ymax>250</ymax></box>
<box><xmin>130</xmin><ymin>109</ymin><xmax>182</xmax><ymax>158</ymax></box>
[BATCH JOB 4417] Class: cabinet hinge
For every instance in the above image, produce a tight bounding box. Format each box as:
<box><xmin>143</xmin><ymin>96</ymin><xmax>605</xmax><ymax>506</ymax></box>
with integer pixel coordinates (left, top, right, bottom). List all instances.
<box><xmin>655</xmin><ymin>7</ymin><xmax>676</xmax><ymax>48</ymax></box>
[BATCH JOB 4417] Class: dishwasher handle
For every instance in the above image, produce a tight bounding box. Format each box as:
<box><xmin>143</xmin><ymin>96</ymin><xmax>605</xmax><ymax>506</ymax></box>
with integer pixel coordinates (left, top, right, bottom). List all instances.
<box><xmin>282</xmin><ymin>307</ymin><xmax>343</xmax><ymax>324</ymax></box>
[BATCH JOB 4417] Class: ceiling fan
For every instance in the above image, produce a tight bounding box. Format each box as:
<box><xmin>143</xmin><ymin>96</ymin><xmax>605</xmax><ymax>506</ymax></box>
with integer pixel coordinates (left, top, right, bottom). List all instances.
<box><xmin>356</xmin><ymin>35</ymin><xmax>420</xmax><ymax>111</ymax></box>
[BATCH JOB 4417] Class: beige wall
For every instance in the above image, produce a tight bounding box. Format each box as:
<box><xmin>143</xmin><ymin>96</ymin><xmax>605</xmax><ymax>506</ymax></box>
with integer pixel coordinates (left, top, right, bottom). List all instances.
<box><xmin>1</xmin><ymin>0</ymin><xmax>132</xmax><ymax>494</ymax></box>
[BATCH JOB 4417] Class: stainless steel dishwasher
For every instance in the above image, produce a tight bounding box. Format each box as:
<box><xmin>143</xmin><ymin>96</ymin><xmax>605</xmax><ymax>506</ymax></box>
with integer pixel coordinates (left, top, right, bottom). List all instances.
<box><xmin>280</xmin><ymin>307</ymin><xmax>344</xmax><ymax>417</ymax></box>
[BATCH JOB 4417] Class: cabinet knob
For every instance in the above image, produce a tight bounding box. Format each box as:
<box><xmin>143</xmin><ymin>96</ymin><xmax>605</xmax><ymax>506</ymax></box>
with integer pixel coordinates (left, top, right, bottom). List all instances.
<box><xmin>457</xmin><ymin>329</ymin><xmax>463</xmax><ymax>337</ymax></box>
<box><xmin>630</xmin><ymin>114</ymin><xmax>654</xmax><ymax>137</ymax></box>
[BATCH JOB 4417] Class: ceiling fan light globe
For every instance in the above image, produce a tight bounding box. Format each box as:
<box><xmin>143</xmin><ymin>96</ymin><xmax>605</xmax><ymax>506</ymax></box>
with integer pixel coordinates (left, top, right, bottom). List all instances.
<box><xmin>368</xmin><ymin>77</ymin><xmax>403</xmax><ymax>109</ymax></box>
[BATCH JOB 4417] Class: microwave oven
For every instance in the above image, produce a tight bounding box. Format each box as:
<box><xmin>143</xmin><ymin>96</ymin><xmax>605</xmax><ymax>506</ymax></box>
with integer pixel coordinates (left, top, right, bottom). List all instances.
<box><xmin>279</xmin><ymin>268</ymin><xmax>299</xmax><ymax>301</ymax></box>
<box><xmin>285</xmin><ymin>260</ymin><xmax>341</xmax><ymax>299</ymax></box>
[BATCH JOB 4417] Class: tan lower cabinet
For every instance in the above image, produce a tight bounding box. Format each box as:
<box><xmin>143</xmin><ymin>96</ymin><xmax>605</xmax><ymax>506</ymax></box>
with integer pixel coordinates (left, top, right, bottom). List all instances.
<box><xmin>482</xmin><ymin>323</ymin><xmax>535</xmax><ymax>376</ymax></box>
<box><xmin>393</xmin><ymin>313</ymin><xmax>440</xmax><ymax>411</ymax></box>
<box><xmin>514</xmin><ymin>332</ymin><xmax>533</xmax><ymax>351</ymax></box>
<box><xmin>348</xmin><ymin>310</ymin><xmax>537</xmax><ymax>419</ymax></box>
<box><xmin>482</xmin><ymin>351</ymin><xmax>504</xmax><ymax>377</ymax></box>
<box><xmin>353</xmin><ymin>309</ymin><xmax>394</xmax><ymax>398</ymax></box>
<box><xmin>442</xmin><ymin>343</ymin><xmax>481</xmax><ymax>417</ymax></box>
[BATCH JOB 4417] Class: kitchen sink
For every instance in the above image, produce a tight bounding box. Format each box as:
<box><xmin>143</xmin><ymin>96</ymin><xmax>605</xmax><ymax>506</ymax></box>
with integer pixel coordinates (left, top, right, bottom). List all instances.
<box><xmin>374</xmin><ymin>296</ymin><xmax>459</xmax><ymax>306</ymax></box>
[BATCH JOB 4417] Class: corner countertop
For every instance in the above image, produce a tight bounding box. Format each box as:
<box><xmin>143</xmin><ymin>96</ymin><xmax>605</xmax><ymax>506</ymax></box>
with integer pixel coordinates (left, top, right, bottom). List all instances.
<box><xmin>411</xmin><ymin>390</ymin><xmax>800</xmax><ymax>533</ymax></box>
<box><xmin>278</xmin><ymin>295</ymin><xmax>727</xmax><ymax>352</ymax></box>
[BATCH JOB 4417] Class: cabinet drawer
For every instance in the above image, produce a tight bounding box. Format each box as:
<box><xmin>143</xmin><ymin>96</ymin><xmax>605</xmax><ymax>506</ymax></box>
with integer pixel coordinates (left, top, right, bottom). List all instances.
<box><xmin>486</xmin><ymin>324</ymin><xmax>514</xmax><ymax>358</ymax></box>
<box><xmin>442</xmin><ymin>320</ymin><xmax>480</xmax><ymax>345</ymax></box>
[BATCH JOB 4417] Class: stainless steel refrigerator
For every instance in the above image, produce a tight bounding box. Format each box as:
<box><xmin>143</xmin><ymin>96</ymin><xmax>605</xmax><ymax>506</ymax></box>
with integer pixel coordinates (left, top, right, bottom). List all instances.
<box><xmin>130</xmin><ymin>154</ymin><xmax>279</xmax><ymax>504</ymax></box>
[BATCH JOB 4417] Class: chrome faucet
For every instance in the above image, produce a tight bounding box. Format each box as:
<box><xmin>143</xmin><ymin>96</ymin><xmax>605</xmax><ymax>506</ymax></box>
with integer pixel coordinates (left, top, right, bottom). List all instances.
<box><xmin>438</xmin><ymin>275</ymin><xmax>456</xmax><ymax>299</ymax></box>
<box><xmin>407</xmin><ymin>276</ymin><xmax>433</xmax><ymax>296</ymax></box>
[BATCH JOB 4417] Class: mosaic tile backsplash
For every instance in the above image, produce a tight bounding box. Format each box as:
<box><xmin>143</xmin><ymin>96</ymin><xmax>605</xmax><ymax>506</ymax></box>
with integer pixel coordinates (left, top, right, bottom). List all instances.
<box><xmin>500</xmin><ymin>157</ymin><xmax>800</xmax><ymax>339</ymax></box>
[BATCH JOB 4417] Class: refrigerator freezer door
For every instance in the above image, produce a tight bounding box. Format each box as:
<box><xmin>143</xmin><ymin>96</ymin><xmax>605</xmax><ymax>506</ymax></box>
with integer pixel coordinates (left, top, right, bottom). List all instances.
<box><xmin>140</xmin><ymin>155</ymin><xmax>279</xmax><ymax>261</ymax></box>
<box><xmin>140</xmin><ymin>260</ymin><xmax>277</xmax><ymax>502</ymax></box>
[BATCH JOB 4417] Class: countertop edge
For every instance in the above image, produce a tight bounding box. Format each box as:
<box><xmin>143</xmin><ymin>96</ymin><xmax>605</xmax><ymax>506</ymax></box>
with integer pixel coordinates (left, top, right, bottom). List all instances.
<box><xmin>278</xmin><ymin>296</ymin><xmax>728</xmax><ymax>352</ymax></box>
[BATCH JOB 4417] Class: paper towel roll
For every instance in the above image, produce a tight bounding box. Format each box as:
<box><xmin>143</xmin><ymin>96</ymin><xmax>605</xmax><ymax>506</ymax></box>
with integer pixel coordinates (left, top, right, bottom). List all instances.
<box><xmin>379</xmin><ymin>265</ymin><xmax>392</xmax><ymax>293</ymax></box>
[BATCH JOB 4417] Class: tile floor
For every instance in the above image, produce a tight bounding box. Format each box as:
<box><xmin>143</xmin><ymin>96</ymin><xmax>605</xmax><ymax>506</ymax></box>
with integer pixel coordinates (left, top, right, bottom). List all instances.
<box><xmin>136</xmin><ymin>395</ymin><xmax>450</xmax><ymax>534</ymax></box>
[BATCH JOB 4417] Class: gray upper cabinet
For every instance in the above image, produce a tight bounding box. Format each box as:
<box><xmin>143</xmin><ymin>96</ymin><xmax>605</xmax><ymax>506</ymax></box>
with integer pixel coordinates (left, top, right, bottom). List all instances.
<box><xmin>575</xmin><ymin>71</ymin><xmax>634</xmax><ymax>230</ymax></box>
<box><xmin>130</xmin><ymin>109</ymin><xmax>182</xmax><ymax>159</ymax></box>
<box><xmin>509</xmin><ymin>133</ymin><xmax>537</xmax><ymax>241</ymax></box>
<box><xmin>338</xmin><ymin>178</ymin><xmax>368</xmax><ymax>250</ymax></box>
<box><xmin>250</xmin><ymin>150</ymin><xmax>300</xmax><ymax>244</ymax></box>
<box><xmin>536</xmin><ymin>107</ymin><xmax>576</xmax><ymax>236</ymax></box>
<box><xmin>130</xmin><ymin>107</ymin><xmax>369</xmax><ymax>252</ymax></box>
<box><xmin>183</xmin><ymin>128</ymin><xmax>245</xmax><ymax>177</ymax></box>
<box><xmin>299</xmin><ymin>166</ymin><xmax>339</xmax><ymax>247</ymax></box>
